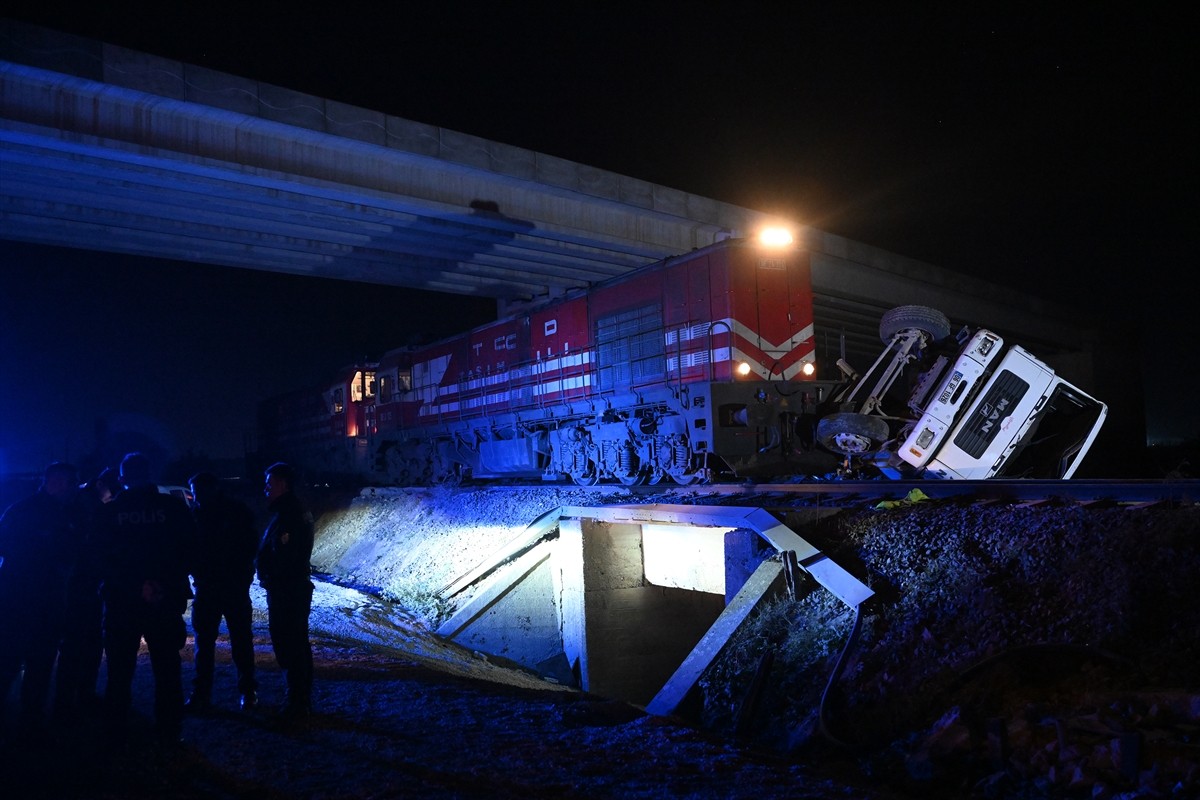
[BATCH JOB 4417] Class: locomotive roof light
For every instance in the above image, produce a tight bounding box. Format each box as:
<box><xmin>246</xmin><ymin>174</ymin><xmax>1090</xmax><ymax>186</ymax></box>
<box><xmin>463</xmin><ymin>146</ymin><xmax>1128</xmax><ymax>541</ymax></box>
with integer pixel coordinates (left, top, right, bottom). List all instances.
<box><xmin>757</xmin><ymin>226</ymin><xmax>794</xmax><ymax>247</ymax></box>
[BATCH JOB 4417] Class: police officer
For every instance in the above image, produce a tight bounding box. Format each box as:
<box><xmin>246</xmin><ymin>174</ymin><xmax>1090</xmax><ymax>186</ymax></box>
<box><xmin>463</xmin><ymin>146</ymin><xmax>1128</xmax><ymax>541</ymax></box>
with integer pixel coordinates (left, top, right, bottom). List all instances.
<box><xmin>97</xmin><ymin>452</ymin><xmax>194</xmax><ymax>745</ymax></box>
<box><xmin>186</xmin><ymin>471</ymin><xmax>259</xmax><ymax>712</ymax></box>
<box><xmin>54</xmin><ymin>466</ymin><xmax>119</xmax><ymax>721</ymax></box>
<box><xmin>0</xmin><ymin>461</ymin><xmax>77</xmax><ymax>740</ymax></box>
<box><xmin>256</xmin><ymin>462</ymin><xmax>315</xmax><ymax>721</ymax></box>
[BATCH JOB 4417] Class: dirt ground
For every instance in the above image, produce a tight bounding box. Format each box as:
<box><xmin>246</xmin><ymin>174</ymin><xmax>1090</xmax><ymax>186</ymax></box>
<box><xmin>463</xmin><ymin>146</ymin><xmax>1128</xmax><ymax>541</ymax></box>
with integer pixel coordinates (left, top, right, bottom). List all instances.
<box><xmin>0</xmin><ymin>592</ymin><xmax>891</xmax><ymax>799</ymax></box>
<box><xmin>2</xmin><ymin>484</ymin><xmax>1198</xmax><ymax>799</ymax></box>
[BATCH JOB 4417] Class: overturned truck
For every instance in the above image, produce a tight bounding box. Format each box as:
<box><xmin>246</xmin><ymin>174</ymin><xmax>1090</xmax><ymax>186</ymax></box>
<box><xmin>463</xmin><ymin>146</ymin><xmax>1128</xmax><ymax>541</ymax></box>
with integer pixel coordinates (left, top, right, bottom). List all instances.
<box><xmin>817</xmin><ymin>305</ymin><xmax>1107</xmax><ymax>480</ymax></box>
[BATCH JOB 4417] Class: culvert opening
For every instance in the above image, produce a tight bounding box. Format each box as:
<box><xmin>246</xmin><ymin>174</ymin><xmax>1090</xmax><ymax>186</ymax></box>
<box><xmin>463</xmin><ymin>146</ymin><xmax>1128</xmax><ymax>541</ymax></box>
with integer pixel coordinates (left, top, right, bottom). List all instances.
<box><xmin>436</xmin><ymin>505</ymin><xmax>872</xmax><ymax>712</ymax></box>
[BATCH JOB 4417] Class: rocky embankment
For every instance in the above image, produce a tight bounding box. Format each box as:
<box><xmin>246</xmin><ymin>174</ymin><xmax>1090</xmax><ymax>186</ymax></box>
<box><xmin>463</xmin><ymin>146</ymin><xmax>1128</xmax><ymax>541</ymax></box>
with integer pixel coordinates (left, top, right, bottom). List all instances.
<box><xmin>307</xmin><ymin>486</ymin><xmax>1200</xmax><ymax>799</ymax></box>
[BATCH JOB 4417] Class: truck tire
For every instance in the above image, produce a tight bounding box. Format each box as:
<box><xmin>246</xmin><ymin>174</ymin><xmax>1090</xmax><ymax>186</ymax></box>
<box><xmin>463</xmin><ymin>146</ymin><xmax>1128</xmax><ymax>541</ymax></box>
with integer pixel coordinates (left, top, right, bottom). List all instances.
<box><xmin>880</xmin><ymin>305</ymin><xmax>951</xmax><ymax>343</ymax></box>
<box><xmin>816</xmin><ymin>412</ymin><xmax>891</xmax><ymax>456</ymax></box>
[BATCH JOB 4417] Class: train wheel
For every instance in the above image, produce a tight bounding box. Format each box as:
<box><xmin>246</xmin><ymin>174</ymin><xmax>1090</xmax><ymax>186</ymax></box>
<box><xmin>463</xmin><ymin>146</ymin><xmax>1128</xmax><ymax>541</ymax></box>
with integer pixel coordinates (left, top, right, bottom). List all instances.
<box><xmin>383</xmin><ymin>445</ymin><xmax>420</xmax><ymax>486</ymax></box>
<box><xmin>658</xmin><ymin>436</ymin><xmax>699</xmax><ymax>485</ymax></box>
<box><xmin>570</xmin><ymin>463</ymin><xmax>600</xmax><ymax>486</ymax></box>
<box><xmin>669</xmin><ymin>471</ymin><xmax>701</xmax><ymax>486</ymax></box>
<box><xmin>433</xmin><ymin>467</ymin><xmax>461</xmax><ymax>487</ymax></box>
<box><xmin>383</xmin><ymin>446</ymin><xmax>405</xmax><ymax>484</ymax></box>
<box><xmin>616</xmin><ymin>472</ymin><xmax>646</xmax><ymax>486</ymax></box>
<box><xmin>665</xmin><ymin>456</ymin><xmax>702</xmax><ymax>485</ymax></box>
<box><xmin>429</xmin><ymin>447</ymin><xmax>461</xmax><ymax>487</ymax></box>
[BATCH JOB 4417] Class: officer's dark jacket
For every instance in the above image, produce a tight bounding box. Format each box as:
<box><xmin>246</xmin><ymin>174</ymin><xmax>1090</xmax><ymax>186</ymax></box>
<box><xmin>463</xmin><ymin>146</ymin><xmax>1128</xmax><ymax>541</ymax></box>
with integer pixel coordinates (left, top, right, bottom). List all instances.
<box><xmin>98</xmin><ymin>484</ymin><xmax>194</xmax><ymax>612</ymax></box>
<box><xmin>191</xmin><ymin>494</ymin><xmax>258</xmax><ymax>589</ymax></box>
<box><xmin>65</xmin><ymin>483</ymin><xmax>108</xmax><ymax>586</ymax></box>
<box><xmin>256</xmin><ymin>491</ymin><xmax>313</xmax><ymax>593</ymax></box>
<box><xmin>0</xmin><ymin>489</ymin><xmax>74</xmax><ymax>603</ymax></box>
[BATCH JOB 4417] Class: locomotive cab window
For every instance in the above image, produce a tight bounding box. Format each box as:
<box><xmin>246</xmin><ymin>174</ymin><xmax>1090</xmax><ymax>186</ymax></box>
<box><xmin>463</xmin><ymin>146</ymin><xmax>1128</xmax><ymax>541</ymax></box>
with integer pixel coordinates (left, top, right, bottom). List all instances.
<box><xmin>596</xmin><ymin>305</ymin><xmax>664</xmax><ymax>392</ymax></box>
<box><xmin>351</xmin><ymin>370</ymin><xmax>375</xmax><ymax>402</ymax></box>
<box><xmin>332</xmin><ymin>388</ymin><xmax>344</xmax><ymax>414</ymax></box>
<box><xmin>378</xmin><ymin>369</ymin><xmax>412</xmax><ymax>403</ymax></box>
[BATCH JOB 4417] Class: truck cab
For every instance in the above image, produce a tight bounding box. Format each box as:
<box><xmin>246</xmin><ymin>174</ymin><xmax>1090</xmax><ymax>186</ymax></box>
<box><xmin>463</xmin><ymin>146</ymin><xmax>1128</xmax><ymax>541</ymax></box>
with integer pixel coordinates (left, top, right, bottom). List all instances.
<box><xmin>816</xmin><ymin>306</ymin><xmax>1107</xmax><ymax>479</ymax></box>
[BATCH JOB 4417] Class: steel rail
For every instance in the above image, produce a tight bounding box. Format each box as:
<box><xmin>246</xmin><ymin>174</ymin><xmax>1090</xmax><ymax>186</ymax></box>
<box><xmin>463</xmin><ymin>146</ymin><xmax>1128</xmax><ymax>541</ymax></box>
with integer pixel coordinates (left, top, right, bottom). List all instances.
<box><xmin>469</xmin><ymin>479</ymin><xmax>1200</xmax><ymax>507</ymax></box>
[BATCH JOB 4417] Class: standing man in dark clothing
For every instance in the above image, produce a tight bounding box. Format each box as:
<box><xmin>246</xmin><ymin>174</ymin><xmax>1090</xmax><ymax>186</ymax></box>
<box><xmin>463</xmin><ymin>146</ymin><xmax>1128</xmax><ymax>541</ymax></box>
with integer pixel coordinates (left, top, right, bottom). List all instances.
<box><xmin>186</xmin><ymin>471</ymin><xmax>259</xmax><ymax>712</ymax></box>
<box><xmin>55</xmin><ymin>466</ymin><xmax>119</xmax><ymax>721</ymax></box>
<box><xmin>97</xmin><ymin>452</ymin><xmax>194</xmax><ymax>745</ymax></box>
<box><xmin>0</xmin><ymin>461</ymin><xmax>77</xmax><ymax>740</ymax></box>
<box><xmin>256</xmin><ymin>462</ymin><xmax>315</xmax><ymax>721</ymax></box>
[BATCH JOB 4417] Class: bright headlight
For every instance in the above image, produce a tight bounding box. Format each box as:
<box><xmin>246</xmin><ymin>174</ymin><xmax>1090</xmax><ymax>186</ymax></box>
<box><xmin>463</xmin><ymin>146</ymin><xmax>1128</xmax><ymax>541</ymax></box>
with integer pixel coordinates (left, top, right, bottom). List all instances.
<box><xmin>758</xmin><ymin>227</ymin><xmax>794</xmax><ymax>247</ymax></box>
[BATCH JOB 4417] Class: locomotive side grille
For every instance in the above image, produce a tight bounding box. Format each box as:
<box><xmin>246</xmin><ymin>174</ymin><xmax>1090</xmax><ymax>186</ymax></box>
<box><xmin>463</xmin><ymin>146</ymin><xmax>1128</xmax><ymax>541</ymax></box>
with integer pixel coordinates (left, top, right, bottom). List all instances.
<box><xmin>596</xmin><ymin>305</ymin><xmax>664</xmax><ymax>391</ymax></box>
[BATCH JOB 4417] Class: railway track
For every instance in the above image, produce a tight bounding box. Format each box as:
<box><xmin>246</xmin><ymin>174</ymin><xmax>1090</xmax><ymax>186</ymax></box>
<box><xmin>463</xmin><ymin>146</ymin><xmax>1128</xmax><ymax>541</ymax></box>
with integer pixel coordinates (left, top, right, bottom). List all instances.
<box><xmin>460</xmin><ymin>478</ymin><xmax>1200</xmax><ymax>509</ymax></box>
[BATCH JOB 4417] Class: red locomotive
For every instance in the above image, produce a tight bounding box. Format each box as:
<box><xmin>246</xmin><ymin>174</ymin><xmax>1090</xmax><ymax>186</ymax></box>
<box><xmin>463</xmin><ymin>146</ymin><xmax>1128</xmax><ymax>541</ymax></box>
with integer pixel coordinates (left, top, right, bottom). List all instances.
<box><xmin>258</xmin><ymin>234</ymin><xmax>845</xmax><ymax>486</ymax></box>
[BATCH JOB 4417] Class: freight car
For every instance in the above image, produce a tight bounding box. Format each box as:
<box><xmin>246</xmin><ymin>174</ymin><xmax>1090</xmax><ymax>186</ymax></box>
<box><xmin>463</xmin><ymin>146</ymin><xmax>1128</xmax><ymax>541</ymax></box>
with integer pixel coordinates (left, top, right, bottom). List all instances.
<box><xmin>256</xmin><ymin>233</ymin><xmax>1107</xmax><ymax>486</ymax></box>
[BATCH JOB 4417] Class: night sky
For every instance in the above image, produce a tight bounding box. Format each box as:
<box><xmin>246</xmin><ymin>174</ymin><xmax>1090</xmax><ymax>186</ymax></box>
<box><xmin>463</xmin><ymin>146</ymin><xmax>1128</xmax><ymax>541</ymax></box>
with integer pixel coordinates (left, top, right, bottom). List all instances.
<box><xmin>0</xmin><ymin>6</ymin><xmax>1192</xmax><ymax>476</ymax></box>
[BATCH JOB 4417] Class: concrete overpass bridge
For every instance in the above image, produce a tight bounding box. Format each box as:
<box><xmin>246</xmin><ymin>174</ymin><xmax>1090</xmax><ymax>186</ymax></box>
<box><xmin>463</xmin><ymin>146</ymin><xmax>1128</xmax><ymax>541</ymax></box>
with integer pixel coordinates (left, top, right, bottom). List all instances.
<box><xmin>0</xmin><ymin>19</ymin><xmax>789</xmax><ymax>309</ymax></box>
<box><xmin>0</xmin><ymin>18</ymin><xmax>1100</xmax><ymax>370</ymax></box>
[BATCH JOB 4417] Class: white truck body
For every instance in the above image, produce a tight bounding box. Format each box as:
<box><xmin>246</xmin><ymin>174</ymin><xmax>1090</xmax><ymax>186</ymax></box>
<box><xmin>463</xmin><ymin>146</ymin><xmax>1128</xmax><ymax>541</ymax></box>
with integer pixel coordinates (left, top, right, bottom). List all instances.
<box><xmin>903</xmin><ymin>341</ymin><xmax>1107</xmax><ymax>479</ymax></box>
<box><xmin>818</xmin><ymin>306</ymin><xmax>1108</xmax><ymax>480</ymax></box>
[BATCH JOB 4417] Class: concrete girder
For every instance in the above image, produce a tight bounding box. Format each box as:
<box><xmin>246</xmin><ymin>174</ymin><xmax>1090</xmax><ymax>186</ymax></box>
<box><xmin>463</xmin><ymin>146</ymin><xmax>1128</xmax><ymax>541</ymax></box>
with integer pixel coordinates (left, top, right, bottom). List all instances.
<box><xmin>0</xmin><ymin>29</ymin><xmax>779</xmax><ymax>300</ymax></box>
<box><xmin>0</xmin><ymin>124</ymin><xmax>650</xmax><ymax>297</ymax></box>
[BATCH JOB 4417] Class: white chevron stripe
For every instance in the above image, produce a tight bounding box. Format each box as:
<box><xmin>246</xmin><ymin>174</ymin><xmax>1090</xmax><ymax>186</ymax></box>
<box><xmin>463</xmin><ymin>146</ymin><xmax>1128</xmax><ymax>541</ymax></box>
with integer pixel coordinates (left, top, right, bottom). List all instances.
<box><xmin>665</xmin><ymin>318</ymin><xmax>815</xmax><ymax>355</ymax></box>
